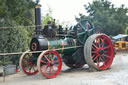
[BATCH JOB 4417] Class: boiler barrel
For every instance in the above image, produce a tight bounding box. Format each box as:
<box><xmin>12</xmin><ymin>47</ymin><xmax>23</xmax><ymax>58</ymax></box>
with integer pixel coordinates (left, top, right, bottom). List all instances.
<box><xmin>30</xmin><ymin>37</ymin><xmax>77</xmax><ymax>55</ymax></box>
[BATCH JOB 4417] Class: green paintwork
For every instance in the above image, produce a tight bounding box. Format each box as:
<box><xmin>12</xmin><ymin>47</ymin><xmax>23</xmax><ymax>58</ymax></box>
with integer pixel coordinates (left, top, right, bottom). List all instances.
<box><xmin>76</xmin><ymin>20</ymin><xmax>95</xmax><ymax>44</ymax></box>
<box><xmin>48</xmin><ymin>37</ymin><xmax>76</xmax><ymax>55</ymax></box>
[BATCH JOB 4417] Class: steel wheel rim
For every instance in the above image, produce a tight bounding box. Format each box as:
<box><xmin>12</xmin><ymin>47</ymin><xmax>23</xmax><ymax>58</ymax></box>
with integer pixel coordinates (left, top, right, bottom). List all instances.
<box><xmin>91</xmin><ymin>35</ymin><xmax>114</xmax><ymax>70</ymax></box>
<box><xmin>20</xmin><ymin>52</ymin><xmax>38</xmax><ymax>75</ymax></box>
<box><xmin>38</xmin><ymin>50</ymin><xmax>62</xmax><ymax>78</ymax></box>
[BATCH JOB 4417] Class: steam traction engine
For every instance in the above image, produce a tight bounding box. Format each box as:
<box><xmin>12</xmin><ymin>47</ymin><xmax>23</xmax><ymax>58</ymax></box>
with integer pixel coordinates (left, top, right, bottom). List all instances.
<box><xmin>19</xmin><ymin>4</ymin><xmax>114</xmax><ymax>78</ymax></box>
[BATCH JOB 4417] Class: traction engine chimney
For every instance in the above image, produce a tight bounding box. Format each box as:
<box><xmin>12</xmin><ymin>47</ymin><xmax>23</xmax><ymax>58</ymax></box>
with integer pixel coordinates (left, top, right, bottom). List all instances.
<box><xmin>35</xmin><ymin>4</ymin><xmax>42</xmax><ymax>34</ymax></box>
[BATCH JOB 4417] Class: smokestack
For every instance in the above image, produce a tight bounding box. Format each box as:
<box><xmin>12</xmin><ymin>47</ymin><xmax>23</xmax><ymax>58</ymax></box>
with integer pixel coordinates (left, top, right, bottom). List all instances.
<box><xmin>35</xmin><ymin>4</ymin><xmax>42</xmax><ymax>34</ymax></box>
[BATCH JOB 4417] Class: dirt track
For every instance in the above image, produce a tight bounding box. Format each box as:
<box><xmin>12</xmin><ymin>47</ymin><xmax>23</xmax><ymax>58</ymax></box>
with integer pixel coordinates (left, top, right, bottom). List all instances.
<box><xmin>1</xmin><ymin>51</ymin><xmax>128</xmax><ymax>85</ymax></box>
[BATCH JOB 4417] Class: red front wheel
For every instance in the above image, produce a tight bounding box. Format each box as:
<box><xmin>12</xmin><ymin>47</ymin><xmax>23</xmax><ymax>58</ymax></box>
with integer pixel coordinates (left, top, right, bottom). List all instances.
<box><xmin>37</xmin><ymin>50</ymin><xmax>62</xmax><ymax>78</ymax></box>
<box><xmin>19</xmin><ymin>51</ymin><xmax>38</xmax><ymax>75</ymax></box>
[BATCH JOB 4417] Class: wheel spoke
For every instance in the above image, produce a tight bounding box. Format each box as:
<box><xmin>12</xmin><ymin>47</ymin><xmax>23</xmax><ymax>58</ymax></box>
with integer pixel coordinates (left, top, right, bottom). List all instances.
<box><xmin>45</xmin><ymin>66</ymin><xmax>48</xmax><ymax>74</ymax></box>
<box><xmin>40</xmin><ymin>65</ymin><xmax>46</xmax><ymax>69</ymax></box>
<box><xmin>23</xmin><ymin>62</ymin><xmax>29</xmax><ymax>65</ymax></box>
<box><xmin>98</xmin><ymin>42</ymin><xmax>101</xmax><ymax>48</ymax></box>
<box><xmin>40</xmin><ymin>60</ymin><xmax>47</xmax><ymax>63</ymax></box>
<box><xmin>23</xmin><ymin>59</ymin><xmax>31</xmax><ymax>66</ymax></box>
<box><xmin>101</xmin><ymin>39</ymin><xmax>105</xmax><ymax>48</ymax></box>
<box><xmin>49</xmin><ymin>53</ymin><xmax>51</xmax><ymax>61</ymax></box>
<box><xmin>91</xmin><ymin>51</ymin><xmax>96</xmax><ymax>53</ymax></box>
<box><xmin>23</xmin><ymin>61</ymin><xmax>31</xmax><ymax>65</ymax></box>
<box><xmin>96</xmin><ymin>58</ymin><xmax>99</xmax><ymax>67</ymax></box>
<box><xmin>23</xmin><ymin>58</ymin><xmax>29</xmax><ymax>62</ymax></box>
<box><xmin>40</xmin><ymin>65</ymin><xmax>48</xmax><ymax>73</ymax></box>
<box><xmin>29</xmin><ymin>65</ymin><xmax>32</xmax><ymax>72</ymax></box>
<box><xmin>103</xmin><ymin>46</ymin><xmax>110</xmax><ymax>50</ymax></box>
<box><xmin>104</xmin><ymin>51</ymin><xmax>108</xmax><ymax>53</ymax></box>
<box><xmin>79</xmin><ymin>23</ymin><xmax>86</xmax><ymax>31</ymax></box>
<box><xmin>100</xmin><ymin>56</ymin><xmax>106</xmax><ymax>66</ymax></box>
<box><xmin>78</xmin><ymin>32</ymin><xmax>86</xmax><ymax>36</ymax></box>
<box><xmin>103</xmin><ymin>54</ymin><xmax>111</xmax><ymax>59</ymax></box>
<box><xmin>99</xmin><ymin>38</ymin><xmax>103</xmax><ymax>48</ymax></box>
<box><xmin>92</xmin><ymin>54</ymin><xmax>96</xmax><ymax>59</ymax></box>
<box><xmin>92</xmin><ymin>45</ymin><xmax>96</xmax><ymax>50</ymax></box>
<box><xmin>100</xmin><ymin>56</ymin><xmax>105</xmax><ymax>62</ymax></box>
<box><xmin>93</xmin><ymin>55</ymin><xmax>98</xmax><ymax>61</ymax></box>
<box><xmin>44</xmin><ymin>55</ymin><xmax>50</xmax><ymax>62</ymax></box>
<box><xmin>92</xmin><ymin>43</ymin><xmax>98</xmax><ymax>49</ymax></box>
<box><xmin>52</xmin><ymin>55</ymin><xmax>56</xmax><ymax>62</ymax></box>
<box><xmin>24</xmin><ymin>64</ymin><xmax>30</xmax><ymax>70</ymax></box>
<box><xmin>83</xmin><ymin>34</ymin><xmax>87</xmax><ymax>43</ymax></box>
<box><xmin>49</xmin><ymin>66</ymin><xmax>52</xmax><ymax>75</ymax></box>
<box><xmin>53</xmin><ymin>60</ymin><xmax>59</xmax><ymax>63</ymax></box>
<box><xmin>101</xmin><ymin>42</ymin><xmax>104</xmax><ymax>48</ymax></box>
<box><xmin>51</xmin><ymin>66</ymin><xmax>56</xmax><ymax>73</ymax></box>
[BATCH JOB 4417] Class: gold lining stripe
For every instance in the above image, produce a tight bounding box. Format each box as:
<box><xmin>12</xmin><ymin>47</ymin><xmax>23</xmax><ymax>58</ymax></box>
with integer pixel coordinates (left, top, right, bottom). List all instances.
<box><xmin>48</xmin><ymin>41</ymin><xmax>50</xmax><ymax>50</ymax></box>
<box><xmin>61</xmin><ymin>40</ymin><xmax>64</xmax><ymax>53</ymax></box>
<box><xmin>35</xmin><ymin>5</ymin><xmax>41</xmax><ymax>8</ymax></box>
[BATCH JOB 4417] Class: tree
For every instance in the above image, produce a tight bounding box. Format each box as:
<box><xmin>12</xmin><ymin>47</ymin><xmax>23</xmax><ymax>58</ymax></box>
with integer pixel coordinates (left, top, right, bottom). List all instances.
<box><xmin>0</xmin><ymin>0</ymin><xmax>36</xmax><ymax>66</ymax></box>
<box><xmin>42</xmin><ymin>7</ymin><xmax>54</xmax><ymax>26</ymax></box>
<box><xmin>76</xmin><ymin>0</ymin><xmax>128</xmax><ymax>35</ymax></box>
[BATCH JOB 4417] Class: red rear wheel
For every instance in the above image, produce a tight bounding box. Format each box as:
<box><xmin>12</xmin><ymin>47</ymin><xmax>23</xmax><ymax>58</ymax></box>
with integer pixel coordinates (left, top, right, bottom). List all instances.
<box><xmin>20</xmin><ymin>51</ymin><xmax>38</xmax><ymax>75</ymax></box>
<box><xmin>84</xmin><ymin>34</ymin><xmax>114</xmax><ymax>70</ymax></box>
<box><xmin>37</xmin><ymin>50</ymin><xmax>62</xmax><ymax>78</ymax></box>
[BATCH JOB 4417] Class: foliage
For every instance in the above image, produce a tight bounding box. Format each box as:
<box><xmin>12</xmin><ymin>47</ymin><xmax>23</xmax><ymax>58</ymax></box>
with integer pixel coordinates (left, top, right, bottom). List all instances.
<box><xmin>42</xmin><ymin>7</ymin><xmax>54</xmax><ymax>26</ymax></box>
<box><xmin>42</xmin><ymin>14</ymin><xmax>54</xmax><ymax>26</ymax></box>
<box><xmin>0</xmin><ymin>0</ymin><xmax>35</xmax><ymax>66</ymax></box>
<box><xmin>76</xmin><ymin>0</ymin><xmax>128</xmax><ymax>35</ymax></box>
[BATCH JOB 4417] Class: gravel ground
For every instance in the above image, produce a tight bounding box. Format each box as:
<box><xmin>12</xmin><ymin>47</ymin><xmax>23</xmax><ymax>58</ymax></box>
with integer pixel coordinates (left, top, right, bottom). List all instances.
<box><xmin>0</xmin><ymin>51</ymin><xmax>128</xmax><ymax>85</ymax></box>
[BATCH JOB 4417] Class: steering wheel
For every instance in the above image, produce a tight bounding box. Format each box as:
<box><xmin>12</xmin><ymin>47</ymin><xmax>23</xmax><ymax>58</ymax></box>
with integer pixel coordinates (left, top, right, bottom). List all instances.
<box><xmin>75</xmin><ymin>20</ymin><xmax>94</xmax><ymax>44</ymax></box>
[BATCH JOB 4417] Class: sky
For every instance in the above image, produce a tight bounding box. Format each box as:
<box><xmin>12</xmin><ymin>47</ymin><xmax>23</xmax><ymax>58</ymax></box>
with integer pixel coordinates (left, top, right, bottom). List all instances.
<box><xmin>39</xmin><ymin>0</ymin><xmax>128</xmax><ymax>26</ymax></box>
